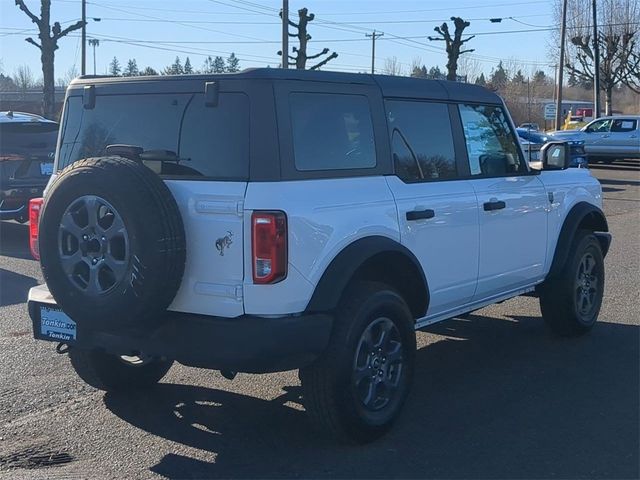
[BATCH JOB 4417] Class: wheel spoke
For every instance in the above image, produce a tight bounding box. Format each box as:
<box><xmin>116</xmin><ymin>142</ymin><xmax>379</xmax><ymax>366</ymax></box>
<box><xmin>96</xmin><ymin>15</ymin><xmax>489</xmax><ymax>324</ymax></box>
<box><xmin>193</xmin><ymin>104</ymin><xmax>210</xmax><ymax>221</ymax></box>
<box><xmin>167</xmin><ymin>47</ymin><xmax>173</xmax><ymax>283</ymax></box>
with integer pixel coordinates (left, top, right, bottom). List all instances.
<box><xmin>385</xmin><ymin>341</ymin><xmax>403</xmax><ymax>365</ymax></box>
<box><xmin>103</xmin><ymin>253</ymin><xmax>128</xmax><ymax>278</ymax></box>
<box><xmin>362</xmin><ymin>378</ymin><xmax>379</xmax><ymax>407</ymax></box>
<box><xmin>383</xmin><ymin>365</ymin><xmax>402</xmax><ymax>389</ymax></box>
<box><xmin>60</xmin><ymin>212</ymin><xmax>85</xmax><ymax>238</ymax></box>
<box><xmin>353</xmin><ymin>364</ymin><xmax>372</xmax><ymax>386</ymax></box>
<box><xmin>85</xmin><ymin>266</ymin><xmax>102</xmax><ymax>295</ymax></box>
<box><xmin>60</xmin><ymin>251</ymin><xmax>84</xmax><ymax>275</ymax></box>
<box><xmin>104</xmin><ymin>214</ymin><xmax>126</xmax><ymax>236</ymax></box>
<box><xmin>84</xmin><ymin>196</ymin><xmax>100</xmax><ymax>229</ymax></box>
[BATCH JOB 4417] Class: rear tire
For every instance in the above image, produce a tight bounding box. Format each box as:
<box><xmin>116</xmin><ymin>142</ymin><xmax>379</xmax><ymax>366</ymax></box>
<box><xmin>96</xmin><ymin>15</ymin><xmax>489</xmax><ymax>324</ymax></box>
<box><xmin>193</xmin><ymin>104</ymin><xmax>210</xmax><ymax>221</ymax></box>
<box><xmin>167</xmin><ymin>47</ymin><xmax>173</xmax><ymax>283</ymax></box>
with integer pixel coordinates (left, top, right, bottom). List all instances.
<box><xmin>539</xmin><ymin>231</ymin><xmax>604</xmax><ymax>336</ymax></box>
<box><xmin>69</xmin><ymin>347</ymin><xmax>173</xmax><ymax>391</ymax></box>
<box><xmin>300</xmin><ymin>281</ymin><xmax>416</xmax><ymax>443</ymax></box>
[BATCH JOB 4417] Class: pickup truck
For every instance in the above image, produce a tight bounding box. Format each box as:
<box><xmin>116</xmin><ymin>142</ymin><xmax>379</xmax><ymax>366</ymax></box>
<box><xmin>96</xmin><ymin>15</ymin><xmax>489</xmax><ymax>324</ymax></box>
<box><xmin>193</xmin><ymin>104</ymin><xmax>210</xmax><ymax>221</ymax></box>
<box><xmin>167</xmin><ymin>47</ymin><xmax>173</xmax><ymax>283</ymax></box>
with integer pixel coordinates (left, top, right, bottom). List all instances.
<box><xmin>550</xmin><ymin>115</ymin><xmax>640</xmax><ymax>163</ymax></box>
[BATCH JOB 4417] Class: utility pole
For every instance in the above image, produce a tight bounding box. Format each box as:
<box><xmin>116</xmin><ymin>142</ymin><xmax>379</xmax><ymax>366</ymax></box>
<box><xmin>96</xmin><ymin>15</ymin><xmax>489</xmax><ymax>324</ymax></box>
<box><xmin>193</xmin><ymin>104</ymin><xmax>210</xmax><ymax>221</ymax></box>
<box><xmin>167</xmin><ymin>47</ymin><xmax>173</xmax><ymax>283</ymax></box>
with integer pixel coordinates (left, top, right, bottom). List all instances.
<box><xmin>281</xmin><ymin>0</ymin><xmax>289</xmax><ymax>69</ymax></box>
<box><xmin>555</xmin><ymin>0</ymin><xmax>568</xmax><ymax>130</ymax></box>
<box><xmin>81</xmin><ymin>0</ymin><xmax>86</xmax><ymax>75</ymax></box>
<box><xmin>592</xmin><ymin>0</ymin><xmax>601</xmax><ymax>118</ymax></box>
<box><xmin>365</xmin><ymin>30</ymin><xmax>384</xmax><ymax>74</ymax></box>
<box><xmin>89</xmin><ymin>38</ymin><xmax>99</xmax><ymax>75</ymax></box>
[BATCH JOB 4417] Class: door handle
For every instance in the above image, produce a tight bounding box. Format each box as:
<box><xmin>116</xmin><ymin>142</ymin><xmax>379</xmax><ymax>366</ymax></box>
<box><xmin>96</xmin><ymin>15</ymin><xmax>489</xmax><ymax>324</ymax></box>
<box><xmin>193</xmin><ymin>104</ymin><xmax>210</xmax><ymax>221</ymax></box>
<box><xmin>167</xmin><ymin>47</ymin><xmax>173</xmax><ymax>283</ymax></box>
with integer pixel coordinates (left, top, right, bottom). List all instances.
<box><xmin>483</xmin><ymin>200</ymin><xmax>506</xmax><ymax>211</ymax></box>
<box><xmin>630</xmin><ymin>135</ymin><xmax>638</xmax><ymax>139</ymax></box>
<box><xmin>406</xmin><ymin>209</ymin><xmax>435</xmax><ymax>221</ymax></box>
<box><xmin>602</xmin><ymin>134</ymin><xmax>610</xmax><ymax>138</ymax></box>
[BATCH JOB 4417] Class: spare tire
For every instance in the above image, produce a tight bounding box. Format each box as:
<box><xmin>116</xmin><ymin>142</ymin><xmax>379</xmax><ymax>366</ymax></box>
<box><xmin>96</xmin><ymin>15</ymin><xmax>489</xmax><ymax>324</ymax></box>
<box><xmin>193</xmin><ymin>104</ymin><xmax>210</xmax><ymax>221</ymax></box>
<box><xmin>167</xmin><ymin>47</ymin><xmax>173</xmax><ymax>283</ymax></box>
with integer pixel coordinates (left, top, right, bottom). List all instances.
<box><xmin>39</xmin><ymin>156</ymin><xmax>186</xmax><ymax>330</ymax></box>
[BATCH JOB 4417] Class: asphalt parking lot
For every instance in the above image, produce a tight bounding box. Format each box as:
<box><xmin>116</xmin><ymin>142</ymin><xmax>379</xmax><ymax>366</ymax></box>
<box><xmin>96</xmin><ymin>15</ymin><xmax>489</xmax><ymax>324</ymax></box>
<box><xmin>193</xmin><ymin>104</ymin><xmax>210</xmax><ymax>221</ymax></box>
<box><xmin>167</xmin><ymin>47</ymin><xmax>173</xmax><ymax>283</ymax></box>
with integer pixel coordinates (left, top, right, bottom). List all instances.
<box><xmin>1</xmin><ymin>161</ymin><xmax>638</xmax><ymax>480</ymax></box>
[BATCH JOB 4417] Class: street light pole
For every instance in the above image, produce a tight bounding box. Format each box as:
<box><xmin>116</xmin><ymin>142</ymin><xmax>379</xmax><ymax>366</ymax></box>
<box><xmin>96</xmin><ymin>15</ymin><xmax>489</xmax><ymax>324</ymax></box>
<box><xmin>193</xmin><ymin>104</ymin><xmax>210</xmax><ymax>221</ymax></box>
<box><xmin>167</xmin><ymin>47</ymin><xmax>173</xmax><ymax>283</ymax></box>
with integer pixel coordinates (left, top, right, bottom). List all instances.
<box><xmin>592</xmin><ymin>0</ymin><xmax>601</xmax><ymax>118</ymax></box>
<box><xmin>555</xmin><ymin>0</ymin><xmax>568</xmax><ymax>130</ymax></box>
<box><xmin>282</xmin><ymin>0</ymin><xmax>289</xmax><ymax>69</ymax></box>
<box><xmin>89</xmin><ymin>39</ymin><xmax>99</xmax><ymax>75</ymax></box>
<box><xmin>365</xmin><ymin>30</ymin><xmax>384</xmax><ymax>74</ymax></box>
<box><xmin>81</xmin><ymin>0</ymin><xmax>86</xmax><ymax>75</ymax></box>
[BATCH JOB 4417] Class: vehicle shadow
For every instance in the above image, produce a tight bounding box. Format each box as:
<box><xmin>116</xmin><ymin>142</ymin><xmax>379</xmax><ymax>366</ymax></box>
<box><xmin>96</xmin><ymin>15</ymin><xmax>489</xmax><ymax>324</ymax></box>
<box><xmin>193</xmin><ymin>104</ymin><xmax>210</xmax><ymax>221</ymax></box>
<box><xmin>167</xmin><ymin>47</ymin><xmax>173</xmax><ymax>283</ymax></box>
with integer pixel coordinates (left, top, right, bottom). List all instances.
<box><xmin>0</xmin><ymin>268</ymin><xmax>37</xmax><ymax>306</ymax></box>
<box><xmin>589</xmin><ymin>159</ymin><xmax>640</xmax><ymax>172</ymax></box>
<box><xmin>0</xmin><ymin>221</ymin><xmax>32</xmax><ymax>260</ymax></box>
<box><xmin>104</xmin><ymin>314</ymin><xmax>639</xmax><ymax>479</ymax></box>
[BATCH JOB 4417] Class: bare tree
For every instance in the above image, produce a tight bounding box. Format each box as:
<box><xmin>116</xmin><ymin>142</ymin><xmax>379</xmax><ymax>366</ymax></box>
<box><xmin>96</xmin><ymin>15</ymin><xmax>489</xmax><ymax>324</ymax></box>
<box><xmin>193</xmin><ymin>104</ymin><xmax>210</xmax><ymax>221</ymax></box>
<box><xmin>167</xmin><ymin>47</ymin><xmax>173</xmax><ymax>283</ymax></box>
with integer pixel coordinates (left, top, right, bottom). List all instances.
<box><xmin>383</xmin><ymin>56</ymin><xmax>404</xmax><ymax>76</ymax></box>
<box><xmin>278</xmin><ymin>7</ymin><xmax>338</xmax><ymax>70</ymax></box>
<box><xmin>57</xmin><ymin>65</ymin><xmax>78</xmax><ymax>87</ymax></box>
<box><xmin>428</xmin><ymin>17</ymin><xmax>475</xmax><ymax>81</ymax></box>
<box><xmin>13</xmin><ymin>64</ymin><xmax>35</xmax><ymax>95</ymax></box>
<box><xmin>457</xmin><ymin>55</ymin><xmax>482</xmax><ymax>83</ymax></box>
<box><xmin>15</xmin><ymin>0</ymin><xmax>85</xmax><ymax>117</ymax></box>
<box><xmin>554</xmin><ymin>0</ymin><xmax>640</xmax><ymax>115</ymax></box>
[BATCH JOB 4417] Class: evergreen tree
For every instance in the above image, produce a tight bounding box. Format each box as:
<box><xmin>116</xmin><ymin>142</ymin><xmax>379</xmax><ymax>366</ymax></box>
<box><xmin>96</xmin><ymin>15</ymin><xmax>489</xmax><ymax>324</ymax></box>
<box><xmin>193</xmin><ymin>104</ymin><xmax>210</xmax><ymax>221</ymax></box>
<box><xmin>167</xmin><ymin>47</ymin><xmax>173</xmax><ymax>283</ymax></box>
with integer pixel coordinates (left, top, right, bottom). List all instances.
<box><xmin>213</xmin><ymin>56</ymin><xmax>226</xmax><ymax>73</ymax></box>
<box><xmin>489</xmin><ymin>61</ymin><xmax>508</xmax><ymax>89</ymax></box>
<box><xmin>512</xmin><ymin>69</ymin><xmax>526</xmax><ymax>84</ymax></box>
<box><xmin>411</xmin><ymin>65</ymin><xmax>428</xmax><ymax>78</ymax></box>
<box><xmin>533</xmin><ymin>70</ymin><xmax>547</xmax><ymax>85</ymax></box>
<box><xmin>140</xmin><ymin>66</ymin><xmax>158</xmax><ymax>76</ymax></box>
<box><xmin>202</xmin><ymin>56</ymin><xmax>215</xmax><ymax>74</ymax></box>
<box><xmin>122</xmin><ymin>59</ymin><xmax>139</xmax><ymax>77</ymax></box>
<box><xmin>226</xmin><ymin>53</ymin><xmax>240</xmax><ymax>73</ymax></box>
<box><xmin>184</xmin><ymin>57</ymin><xmax>193</xmax><ymax>74</ymax></box>
<box><xmin>427</xmin><ymin>66</ymin><xmax>444</xmax><ymax>80</ymax></box>
<box><xmin>475</xmin><ymin>72</ymin><xmax>487</xmax><ymax>86</ymax></box>
<box><xmin>109</xmin><ymin>56</ymin><xmax>121</xmax><ymax>76</ymax></box>
<box><xmin>163</xmin><ymin>56</ymin><xmax>183</xmax><ymax>75</ymax></box>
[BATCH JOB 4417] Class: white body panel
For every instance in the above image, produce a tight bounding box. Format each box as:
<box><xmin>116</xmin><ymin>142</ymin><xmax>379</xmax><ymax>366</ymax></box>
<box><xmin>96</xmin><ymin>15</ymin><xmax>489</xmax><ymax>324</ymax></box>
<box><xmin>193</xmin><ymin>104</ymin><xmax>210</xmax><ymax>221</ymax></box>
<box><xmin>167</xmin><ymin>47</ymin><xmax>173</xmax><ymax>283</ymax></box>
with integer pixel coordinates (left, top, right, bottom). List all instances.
<box><xmin>384</xmin><ymin>176</ymin><xmax>479</xmax><ymax>316</ymax></box>
<box><xmin>471</xmin><ymin>175</ymin><xmax>548</xmax><ymax>299</ymax></box>
<box><xmin>242</xmin><ymin>177</ymin><xmax>399</xmax><ymax>315</ymax></box>
<box><xmin>538</xmin><ymin>168</ymin><xmax>603</xmax><ymax>274</ymax></box>
<box><xmin>165</xmin><ymin>180</ymin><xmax>247</xmax><ymax>318</ymax></box>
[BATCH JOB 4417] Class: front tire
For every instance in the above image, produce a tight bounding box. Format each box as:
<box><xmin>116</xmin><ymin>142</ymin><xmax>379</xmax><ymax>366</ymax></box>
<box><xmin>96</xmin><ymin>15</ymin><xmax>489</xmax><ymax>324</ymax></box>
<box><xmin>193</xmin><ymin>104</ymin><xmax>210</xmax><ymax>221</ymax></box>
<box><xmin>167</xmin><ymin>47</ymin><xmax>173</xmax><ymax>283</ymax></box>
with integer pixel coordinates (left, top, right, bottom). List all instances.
<box><xmin>300</xmin><ymin>281</ymin><xmax>416</xmax><ymax>443</ymax></box>
<box><xmin>69</xmin><ymin>348</ymin><xmax>173</xmax><ymax>391</ymax></box>
<box><xmin>539</xmin><ymin>231</ymin><xmax>605</xmax><ymax>336</ymax></box>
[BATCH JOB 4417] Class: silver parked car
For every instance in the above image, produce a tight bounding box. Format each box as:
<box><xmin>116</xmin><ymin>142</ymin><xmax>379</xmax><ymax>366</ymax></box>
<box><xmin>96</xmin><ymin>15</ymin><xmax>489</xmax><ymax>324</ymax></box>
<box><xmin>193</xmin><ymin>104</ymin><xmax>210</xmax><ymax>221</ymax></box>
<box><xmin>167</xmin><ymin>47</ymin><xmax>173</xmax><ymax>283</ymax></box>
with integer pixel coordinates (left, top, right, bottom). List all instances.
<box><xmin>549</xmin><ymin>116</ymin><xmax>640</xmax><ymax>163</ymax></box>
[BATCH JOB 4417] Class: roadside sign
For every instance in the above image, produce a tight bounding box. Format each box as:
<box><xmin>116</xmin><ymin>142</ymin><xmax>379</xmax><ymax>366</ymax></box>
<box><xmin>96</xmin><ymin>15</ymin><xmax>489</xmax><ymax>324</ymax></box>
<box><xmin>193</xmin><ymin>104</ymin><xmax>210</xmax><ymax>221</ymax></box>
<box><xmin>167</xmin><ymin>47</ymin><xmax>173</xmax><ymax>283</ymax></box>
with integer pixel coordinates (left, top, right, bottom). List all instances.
<box><xmin>544</xmin><ymin>103</ymin><xmax>557</xmax><ymax>120</ymax></box>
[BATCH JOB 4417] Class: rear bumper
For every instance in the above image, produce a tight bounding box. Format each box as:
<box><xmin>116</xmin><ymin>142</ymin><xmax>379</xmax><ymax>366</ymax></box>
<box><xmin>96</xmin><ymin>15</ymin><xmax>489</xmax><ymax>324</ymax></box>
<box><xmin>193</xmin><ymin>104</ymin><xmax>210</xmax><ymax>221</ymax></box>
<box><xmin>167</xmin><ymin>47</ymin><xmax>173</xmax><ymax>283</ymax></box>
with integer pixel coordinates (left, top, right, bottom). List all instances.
<box><xmin>0</xmin><ymin>184</ymin><xmax>45</xmax><ymax>218</ymax></box>
<box><xmin>28</xmin><ymin>285</ymin><xmax>332</xmax><ymax>374</ymax></box>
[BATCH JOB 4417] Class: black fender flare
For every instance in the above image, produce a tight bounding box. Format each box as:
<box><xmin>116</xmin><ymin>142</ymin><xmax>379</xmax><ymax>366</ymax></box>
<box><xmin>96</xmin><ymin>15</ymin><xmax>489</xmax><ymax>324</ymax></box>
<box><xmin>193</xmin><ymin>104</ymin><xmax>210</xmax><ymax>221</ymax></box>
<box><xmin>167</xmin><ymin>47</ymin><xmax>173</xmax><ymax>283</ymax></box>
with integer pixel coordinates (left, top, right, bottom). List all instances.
<box><xmin>548</xmin><ymin>202</ymin><xmax>610</xmax><ymax>279</ymax></box>
<box><xmin>305</xmin><ymin>235</ymin><xmax>429</xmax><ymax>316</ymax></box>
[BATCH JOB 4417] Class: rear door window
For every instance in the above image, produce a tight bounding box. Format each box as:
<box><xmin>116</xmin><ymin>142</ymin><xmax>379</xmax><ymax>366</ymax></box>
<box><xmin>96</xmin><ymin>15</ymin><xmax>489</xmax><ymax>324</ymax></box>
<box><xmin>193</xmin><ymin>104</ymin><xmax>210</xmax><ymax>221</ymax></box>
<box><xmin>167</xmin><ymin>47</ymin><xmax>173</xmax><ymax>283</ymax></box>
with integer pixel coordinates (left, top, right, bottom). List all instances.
<box><xmin>610</xmin><ymin>119</ymin><xmax>637</xmax><ymax>133</ymax></box>
<box><xmin>385</xmin><ymin>100</ymin><xmax>457</xmax><ymax>182</ymax></box>
<box><xmin>289</xmin><ymin>93</ymin><xmax>376</xmax><ymax>171</ymax></box>
<box><xmin>58</xmin><ymin>92</ymin><xmax>249</xmax><ymax>180</ymax></box>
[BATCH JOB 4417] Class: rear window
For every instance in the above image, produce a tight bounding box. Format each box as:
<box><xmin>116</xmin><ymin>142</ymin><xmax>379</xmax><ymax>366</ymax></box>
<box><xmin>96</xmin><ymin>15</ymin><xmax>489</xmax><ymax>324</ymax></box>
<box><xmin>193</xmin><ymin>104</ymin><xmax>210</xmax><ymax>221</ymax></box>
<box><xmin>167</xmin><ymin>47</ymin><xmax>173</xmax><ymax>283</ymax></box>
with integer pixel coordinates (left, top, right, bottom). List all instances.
<box><xmin>58</xmin><ymin>92</ymin><xmax>249</xmax><ymax>180</ymax></box>
<box><xmin>0</xmin><ymin>122</ymin><xmax>58</xmax><ymax>157</ymax></box>
<box><xmin>289</xmin><ymin>93</ymin><xmax>376</xmax><ymax>171</ymax></box>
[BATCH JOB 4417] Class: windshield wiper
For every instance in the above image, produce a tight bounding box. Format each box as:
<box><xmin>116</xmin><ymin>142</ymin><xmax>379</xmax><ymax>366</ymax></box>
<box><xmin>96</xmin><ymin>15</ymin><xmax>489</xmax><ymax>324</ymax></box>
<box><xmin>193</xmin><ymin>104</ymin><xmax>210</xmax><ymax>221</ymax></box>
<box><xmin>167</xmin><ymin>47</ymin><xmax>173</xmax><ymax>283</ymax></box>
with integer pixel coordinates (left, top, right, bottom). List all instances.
<box><xmin>105</xmin><ymin>144</ymin><xmax>189</xmax><ymax>163</ymax></box>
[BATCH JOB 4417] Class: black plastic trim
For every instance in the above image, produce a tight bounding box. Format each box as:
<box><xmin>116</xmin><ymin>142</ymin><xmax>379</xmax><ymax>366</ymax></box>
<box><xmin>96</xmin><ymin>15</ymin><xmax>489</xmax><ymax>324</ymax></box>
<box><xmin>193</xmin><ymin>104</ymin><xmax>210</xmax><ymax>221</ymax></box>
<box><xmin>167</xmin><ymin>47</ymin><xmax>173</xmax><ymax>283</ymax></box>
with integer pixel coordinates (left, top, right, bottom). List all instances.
<box><xmin>29</xmin><ymin>301</ymin><xmax>332</xmax><ymax>374</ymax></box>
<box><xmin>305</xmin><ymin>235</ymin><xmax>429</xmax><ymax>316</ymax></box>
<box><xmin>548</xmin><ymin>202</ymin><xmax>610</xmax><ymax>279</ymax></box>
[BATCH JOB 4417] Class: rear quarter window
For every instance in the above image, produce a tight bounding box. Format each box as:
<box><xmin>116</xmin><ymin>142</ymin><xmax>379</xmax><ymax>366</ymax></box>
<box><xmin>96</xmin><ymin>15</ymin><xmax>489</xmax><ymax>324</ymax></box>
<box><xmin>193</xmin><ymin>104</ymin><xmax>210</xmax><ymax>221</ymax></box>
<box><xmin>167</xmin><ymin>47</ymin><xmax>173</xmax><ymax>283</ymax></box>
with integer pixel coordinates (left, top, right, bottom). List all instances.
<box><xmin>289</xmin><ymin>92</ymin><xmax>376</xmax><ymax>171</ymax></box>
<box><xmin>58</xmin><ymin>92</ymin><xmax>249</xmax><ymax>180</ymax></box>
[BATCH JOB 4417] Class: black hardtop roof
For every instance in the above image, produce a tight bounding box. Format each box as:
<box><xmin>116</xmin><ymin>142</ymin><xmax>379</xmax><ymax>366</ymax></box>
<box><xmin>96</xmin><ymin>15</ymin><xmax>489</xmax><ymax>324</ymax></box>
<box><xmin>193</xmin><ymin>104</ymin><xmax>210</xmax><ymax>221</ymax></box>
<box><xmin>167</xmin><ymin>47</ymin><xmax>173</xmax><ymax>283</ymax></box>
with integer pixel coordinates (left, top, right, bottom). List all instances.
<box><xmin>69</xmin><ymin>68</ymin><xmax>501</xmax><ymax>103</ymax></box>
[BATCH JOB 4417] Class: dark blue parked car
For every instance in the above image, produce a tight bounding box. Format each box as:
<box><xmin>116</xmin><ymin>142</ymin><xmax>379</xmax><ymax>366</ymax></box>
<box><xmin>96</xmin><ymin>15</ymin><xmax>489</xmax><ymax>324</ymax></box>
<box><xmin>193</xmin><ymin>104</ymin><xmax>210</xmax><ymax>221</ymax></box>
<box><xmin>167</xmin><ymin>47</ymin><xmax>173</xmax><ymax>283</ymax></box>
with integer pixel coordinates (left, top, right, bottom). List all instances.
<box><xmin>516</xmin><ymin>127</ymin><xmax>587</xmax><ymax>168</ymax></box>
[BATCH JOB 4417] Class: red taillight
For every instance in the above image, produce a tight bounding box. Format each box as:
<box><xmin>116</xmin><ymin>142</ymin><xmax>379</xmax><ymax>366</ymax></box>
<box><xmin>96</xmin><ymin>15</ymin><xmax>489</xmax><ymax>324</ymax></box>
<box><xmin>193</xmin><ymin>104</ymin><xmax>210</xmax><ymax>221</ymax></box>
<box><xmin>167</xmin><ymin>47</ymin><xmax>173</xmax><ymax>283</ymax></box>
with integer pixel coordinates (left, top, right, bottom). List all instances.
<box><xmin>252</xmin><ymin>211</ymin><xmax>287</xmax><ymax>284</ymax></box>
<box><xmin>29</xmin><ymin>197</ymin><xmax>44</xmax><ymax>260</ymax></box>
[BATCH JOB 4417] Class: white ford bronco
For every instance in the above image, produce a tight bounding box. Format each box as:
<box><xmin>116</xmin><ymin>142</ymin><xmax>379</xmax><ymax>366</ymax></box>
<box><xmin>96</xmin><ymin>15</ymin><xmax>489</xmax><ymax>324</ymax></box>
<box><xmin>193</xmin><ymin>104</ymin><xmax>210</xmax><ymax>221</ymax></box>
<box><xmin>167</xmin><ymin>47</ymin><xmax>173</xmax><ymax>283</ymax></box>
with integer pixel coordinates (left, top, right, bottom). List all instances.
<box><xmin>27</xmin><ymin>69</ymin><xmax>611</xmax><ymax>443</ymax></box>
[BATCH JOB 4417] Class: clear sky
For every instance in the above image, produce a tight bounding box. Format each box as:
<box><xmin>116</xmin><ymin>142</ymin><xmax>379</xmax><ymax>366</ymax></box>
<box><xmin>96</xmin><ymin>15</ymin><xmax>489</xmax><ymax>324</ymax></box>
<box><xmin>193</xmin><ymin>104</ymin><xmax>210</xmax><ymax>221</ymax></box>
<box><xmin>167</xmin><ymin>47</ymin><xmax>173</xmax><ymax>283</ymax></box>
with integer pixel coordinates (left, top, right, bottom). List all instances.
<box><xmin>0</xmin><ymin>0</ymin><xmax>557</xmax><ymax>81</ymax></box>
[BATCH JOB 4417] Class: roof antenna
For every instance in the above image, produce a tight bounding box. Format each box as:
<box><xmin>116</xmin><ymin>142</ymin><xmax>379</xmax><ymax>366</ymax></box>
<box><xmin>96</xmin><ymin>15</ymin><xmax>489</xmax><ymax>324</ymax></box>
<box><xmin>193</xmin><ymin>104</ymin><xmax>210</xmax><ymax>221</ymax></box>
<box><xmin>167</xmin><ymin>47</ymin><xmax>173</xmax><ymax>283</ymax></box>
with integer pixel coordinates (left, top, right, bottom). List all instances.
<box><xmin>7</xmin><ymin>111</ymin><xmax>13</xmax><ymax>118</ymax></box>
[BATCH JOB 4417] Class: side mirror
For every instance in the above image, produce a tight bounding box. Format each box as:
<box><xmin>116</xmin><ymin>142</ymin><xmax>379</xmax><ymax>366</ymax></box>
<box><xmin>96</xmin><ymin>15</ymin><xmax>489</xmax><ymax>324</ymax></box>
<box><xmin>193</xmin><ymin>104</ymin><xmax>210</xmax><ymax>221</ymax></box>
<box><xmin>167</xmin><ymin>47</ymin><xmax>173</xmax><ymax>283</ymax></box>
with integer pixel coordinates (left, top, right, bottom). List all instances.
<box><xmin>541</xmin><ymin>141</ymin><xmax>570</xmax><ymax>170</ymax></box>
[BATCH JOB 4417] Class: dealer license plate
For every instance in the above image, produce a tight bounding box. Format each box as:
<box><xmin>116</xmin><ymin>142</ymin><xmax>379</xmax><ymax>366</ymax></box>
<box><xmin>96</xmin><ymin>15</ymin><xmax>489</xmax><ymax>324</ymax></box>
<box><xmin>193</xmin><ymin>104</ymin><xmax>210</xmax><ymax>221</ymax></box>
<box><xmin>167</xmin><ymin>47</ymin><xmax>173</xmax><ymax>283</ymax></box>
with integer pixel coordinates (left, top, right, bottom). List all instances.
<box><xmin>40</xmin><ymin>162</ymin><xmax>54</xmax><ymax>176</ymax></box>
<box><xmin>39</xmin><ymin>305</ymin><xmax>77</xmax><ymax>341</ymax></box>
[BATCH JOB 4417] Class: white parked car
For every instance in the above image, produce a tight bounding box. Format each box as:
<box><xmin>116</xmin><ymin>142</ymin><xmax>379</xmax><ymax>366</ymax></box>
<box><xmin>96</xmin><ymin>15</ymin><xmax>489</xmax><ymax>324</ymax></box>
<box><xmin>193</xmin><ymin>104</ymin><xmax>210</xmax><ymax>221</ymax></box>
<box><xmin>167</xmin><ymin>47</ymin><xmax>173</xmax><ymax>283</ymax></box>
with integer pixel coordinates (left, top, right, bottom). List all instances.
<box><xmin>27</xmin><ymin>70</ymin><xmax>611</xmax><ymax>443</ymax></box>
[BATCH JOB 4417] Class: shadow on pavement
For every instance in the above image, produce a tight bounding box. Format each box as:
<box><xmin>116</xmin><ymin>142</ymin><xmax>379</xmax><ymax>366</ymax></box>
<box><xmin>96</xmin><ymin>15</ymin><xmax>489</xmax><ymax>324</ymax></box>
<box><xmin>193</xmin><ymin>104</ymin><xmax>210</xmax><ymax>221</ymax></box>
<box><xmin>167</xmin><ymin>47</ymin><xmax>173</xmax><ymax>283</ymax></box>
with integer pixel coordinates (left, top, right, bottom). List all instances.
<box><xmin>0</xmin><ymin>268</ymin><xmax>37</xmax><ymax>306</ymax></box>
<box><xmin>0</xmin><ymin>221</ymin><xmax>32</xmax><ymax>260</ymax></box>
<box><xmin>589</xmin><ymin>159</ymin><xmax>640</xmax><ymax>172</ymax></box>
<box><xmin>104</xmin><ymin>314</ymin><xmax>639</xmax><ymax>479</ymax></box>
